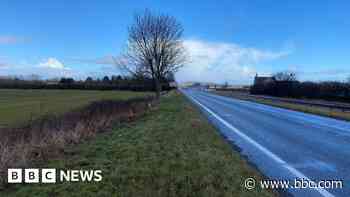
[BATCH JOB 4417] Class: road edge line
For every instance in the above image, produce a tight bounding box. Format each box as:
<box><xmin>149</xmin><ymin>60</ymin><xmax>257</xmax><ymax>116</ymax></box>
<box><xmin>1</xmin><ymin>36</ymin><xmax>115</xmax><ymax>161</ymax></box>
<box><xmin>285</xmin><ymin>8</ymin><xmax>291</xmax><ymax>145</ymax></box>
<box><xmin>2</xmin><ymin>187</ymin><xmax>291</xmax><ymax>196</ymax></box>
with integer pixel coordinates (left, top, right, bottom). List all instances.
<box><xmin>186</xmin><ymin>92</ymin><xmax>335</xmax><ymax>197</ymax></box>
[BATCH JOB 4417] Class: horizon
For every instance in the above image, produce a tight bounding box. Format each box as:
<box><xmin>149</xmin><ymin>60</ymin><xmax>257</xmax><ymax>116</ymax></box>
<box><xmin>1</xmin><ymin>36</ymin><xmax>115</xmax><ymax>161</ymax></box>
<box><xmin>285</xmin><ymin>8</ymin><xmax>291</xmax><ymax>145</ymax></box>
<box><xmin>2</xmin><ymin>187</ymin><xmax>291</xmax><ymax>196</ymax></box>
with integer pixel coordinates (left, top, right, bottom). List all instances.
<box><xmin>1</xmin><ymin>0</ymin><xmax>350</xmax><ymax>84</ymax></box>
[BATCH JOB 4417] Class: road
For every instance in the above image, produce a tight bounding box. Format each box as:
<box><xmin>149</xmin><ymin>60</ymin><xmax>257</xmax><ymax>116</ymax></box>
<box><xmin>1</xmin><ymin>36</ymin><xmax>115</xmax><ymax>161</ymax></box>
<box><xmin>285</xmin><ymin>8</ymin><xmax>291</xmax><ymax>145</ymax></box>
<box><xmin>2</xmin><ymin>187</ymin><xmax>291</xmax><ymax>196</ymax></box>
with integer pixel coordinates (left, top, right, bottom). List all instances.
<box><xmin>182</xmin><ymin>89</ymin><xmax>350</xmax><ymax>197</ymax></box>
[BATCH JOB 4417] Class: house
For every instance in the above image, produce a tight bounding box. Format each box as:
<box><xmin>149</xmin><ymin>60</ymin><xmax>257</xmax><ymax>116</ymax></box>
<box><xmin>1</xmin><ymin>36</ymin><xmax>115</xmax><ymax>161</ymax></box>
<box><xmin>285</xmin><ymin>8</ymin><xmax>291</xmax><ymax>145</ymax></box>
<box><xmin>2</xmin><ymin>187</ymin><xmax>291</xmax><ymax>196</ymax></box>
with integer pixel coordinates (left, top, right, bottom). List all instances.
<box><xmin>253</xmin><ymin>74</ymin><xmax>275</xmax><ymax>86</ymax></box>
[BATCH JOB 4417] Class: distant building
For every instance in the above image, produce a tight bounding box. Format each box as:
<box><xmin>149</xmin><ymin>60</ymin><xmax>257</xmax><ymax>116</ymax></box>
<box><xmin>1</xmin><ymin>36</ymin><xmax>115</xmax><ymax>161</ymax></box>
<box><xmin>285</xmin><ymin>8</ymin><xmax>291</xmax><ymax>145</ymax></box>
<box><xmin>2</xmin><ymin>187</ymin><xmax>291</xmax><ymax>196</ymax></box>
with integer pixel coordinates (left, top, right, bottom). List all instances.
<box><xmin>253</xmin><ymin>74</ymin><xmax>275</xmax><ymax>86</ymax></box>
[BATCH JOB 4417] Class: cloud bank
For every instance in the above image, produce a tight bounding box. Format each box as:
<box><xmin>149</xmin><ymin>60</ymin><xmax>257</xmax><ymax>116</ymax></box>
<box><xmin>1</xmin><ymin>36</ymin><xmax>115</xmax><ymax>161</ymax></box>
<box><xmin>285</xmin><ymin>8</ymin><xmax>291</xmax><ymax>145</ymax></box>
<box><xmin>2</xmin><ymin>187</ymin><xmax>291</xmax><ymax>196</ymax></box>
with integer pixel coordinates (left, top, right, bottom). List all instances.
<box><xmin>62</xmin><ymin>39</ymin><xmax>291</xmax><ymax>84</ymax></box>
<box><xmin>0</xmin><ymin>39</ymin><xmax>292</xmax><ymax>82</ymax></box>
<box><xmin>176</xmin><ymin>39</ymin><xmax>291</xmax><ymax>84</ymax></box>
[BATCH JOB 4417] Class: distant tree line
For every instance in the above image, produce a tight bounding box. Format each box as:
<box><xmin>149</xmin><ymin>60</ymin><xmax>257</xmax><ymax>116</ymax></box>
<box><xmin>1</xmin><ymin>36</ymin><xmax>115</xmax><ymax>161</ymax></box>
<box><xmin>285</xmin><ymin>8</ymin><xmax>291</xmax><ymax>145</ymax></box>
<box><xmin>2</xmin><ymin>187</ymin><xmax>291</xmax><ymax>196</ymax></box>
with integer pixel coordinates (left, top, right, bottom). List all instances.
<box><xmin>251</xmin><ymin>72</ymin><xmax>350</xmax><ymax>102</ymax></box>
<box><xmin>0</xmin><ymin>74</ymin><xmax>175</xmax><ymax>92</ymax></box>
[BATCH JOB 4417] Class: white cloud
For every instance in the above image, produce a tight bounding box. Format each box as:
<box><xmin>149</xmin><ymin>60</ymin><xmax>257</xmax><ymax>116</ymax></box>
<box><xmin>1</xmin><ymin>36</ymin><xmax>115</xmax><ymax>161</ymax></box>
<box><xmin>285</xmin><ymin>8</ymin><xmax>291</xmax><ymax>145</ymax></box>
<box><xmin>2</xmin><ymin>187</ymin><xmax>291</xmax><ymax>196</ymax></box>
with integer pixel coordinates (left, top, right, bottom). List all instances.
<box><xmin>35</xmin><ymin>58</ymin><xmax>76</xmax><ymax>78</ymax></box>
<box><xmin>38</xmin><ymin>57</ymin><xmax>69</xmax><ymax>70</ymax></box>
<box><xmin>176</xmin><ymin>39</ymin><xmax>291</xmax><ymax>84</ymax></box>
<box><xmin>0</xmin><ymin>57</ymin><xmax>89</xmax><ymax>79</ymax></box>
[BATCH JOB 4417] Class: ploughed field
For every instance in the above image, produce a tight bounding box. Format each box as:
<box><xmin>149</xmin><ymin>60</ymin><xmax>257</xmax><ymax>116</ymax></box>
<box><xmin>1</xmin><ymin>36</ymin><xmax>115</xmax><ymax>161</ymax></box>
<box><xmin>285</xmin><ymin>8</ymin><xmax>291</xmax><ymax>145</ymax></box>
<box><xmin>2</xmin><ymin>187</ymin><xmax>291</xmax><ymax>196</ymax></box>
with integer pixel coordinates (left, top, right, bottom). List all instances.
<box><xmin>0</xmin><ymin>89</ymin><xmax>150</xmax><ymax>127</ymax></box>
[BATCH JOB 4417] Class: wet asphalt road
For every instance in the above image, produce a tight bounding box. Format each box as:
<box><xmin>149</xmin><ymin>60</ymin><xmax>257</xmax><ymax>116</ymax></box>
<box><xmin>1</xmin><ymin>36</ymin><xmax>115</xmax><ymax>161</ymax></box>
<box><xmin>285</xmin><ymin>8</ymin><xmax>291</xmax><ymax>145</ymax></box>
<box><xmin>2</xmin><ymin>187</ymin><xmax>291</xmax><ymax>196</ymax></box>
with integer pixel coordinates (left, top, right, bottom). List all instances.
<box><xmin>182</xmin><ymin>89</ymin><xmax>350</xmax><ymax>197</ymax></box>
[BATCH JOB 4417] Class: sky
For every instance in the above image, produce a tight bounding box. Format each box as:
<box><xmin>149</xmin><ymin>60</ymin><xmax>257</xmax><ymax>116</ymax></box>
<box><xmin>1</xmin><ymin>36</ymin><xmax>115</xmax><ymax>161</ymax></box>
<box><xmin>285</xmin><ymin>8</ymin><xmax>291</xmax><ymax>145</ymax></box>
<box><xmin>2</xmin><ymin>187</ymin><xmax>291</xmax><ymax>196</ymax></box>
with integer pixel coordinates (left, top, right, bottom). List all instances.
<box><xmin>1</xmin><ymin>0</ymin><xmax>350</xmax><ymax>85</ymax></box>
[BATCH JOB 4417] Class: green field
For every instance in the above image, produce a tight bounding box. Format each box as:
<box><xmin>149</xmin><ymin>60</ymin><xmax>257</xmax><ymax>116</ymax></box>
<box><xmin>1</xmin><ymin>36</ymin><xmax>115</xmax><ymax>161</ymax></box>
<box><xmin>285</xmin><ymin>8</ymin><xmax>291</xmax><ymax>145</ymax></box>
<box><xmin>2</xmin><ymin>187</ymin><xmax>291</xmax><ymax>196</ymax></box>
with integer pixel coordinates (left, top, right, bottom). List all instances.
<box><xmin>0</xmin><ymin>89</ymin><xmax>151</xmax><ymax>127</ymax></box>
<box><xmin>2</xmin><ymin>91</ymin><xmax>274</xmax><ymax>197</ymax></box>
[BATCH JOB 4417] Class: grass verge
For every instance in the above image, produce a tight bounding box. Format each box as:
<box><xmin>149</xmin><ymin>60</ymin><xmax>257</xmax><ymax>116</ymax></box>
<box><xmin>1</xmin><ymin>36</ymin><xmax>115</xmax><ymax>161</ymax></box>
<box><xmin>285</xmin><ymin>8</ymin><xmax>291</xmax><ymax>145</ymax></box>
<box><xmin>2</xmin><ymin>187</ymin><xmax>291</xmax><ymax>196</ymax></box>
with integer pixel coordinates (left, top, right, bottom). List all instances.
<box><xmin>215</xmin><ymin>91</ymin><xmax>350</xmax><ymax>121</ymax></box>
<box><xmin>1</xmin><ymin>91</ymin><xmax>275</xmax><ymax>197</ymax></box>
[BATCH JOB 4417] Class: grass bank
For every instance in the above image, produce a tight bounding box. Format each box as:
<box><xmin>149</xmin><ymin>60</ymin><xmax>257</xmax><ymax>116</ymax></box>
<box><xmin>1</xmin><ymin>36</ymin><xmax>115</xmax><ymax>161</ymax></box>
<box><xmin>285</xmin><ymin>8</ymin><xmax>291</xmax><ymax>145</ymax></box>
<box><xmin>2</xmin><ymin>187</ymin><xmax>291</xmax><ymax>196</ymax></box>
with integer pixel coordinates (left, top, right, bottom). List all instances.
<box><xmin>215</xmin><ymin>91</ymin><xmax>350</xmax><ymax>121</ymax></box>
<box><xmin>0</xmin><ymin>89</ymin><xmax>151</xmax><ymax>127</ymax></box>
<box><xmin>2</xmin><ymin>91</ymin><xmax>274</xmax><ymax>197</ymax></box>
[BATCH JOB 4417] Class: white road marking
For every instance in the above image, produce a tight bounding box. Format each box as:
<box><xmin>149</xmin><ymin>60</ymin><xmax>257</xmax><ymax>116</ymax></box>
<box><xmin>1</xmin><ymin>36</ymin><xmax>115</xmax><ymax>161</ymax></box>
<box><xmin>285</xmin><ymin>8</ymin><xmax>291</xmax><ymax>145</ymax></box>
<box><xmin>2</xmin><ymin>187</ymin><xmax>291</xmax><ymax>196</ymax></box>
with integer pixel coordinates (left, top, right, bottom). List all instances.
<box><xmin>187</xmin><ymin>93</ymin><xmax>335</xmax><ymax>197</ymax></box>
<box><xmin>202</xmin><ymin>91</ymin><xmax>350</xmax><ymax>133</ymax></box>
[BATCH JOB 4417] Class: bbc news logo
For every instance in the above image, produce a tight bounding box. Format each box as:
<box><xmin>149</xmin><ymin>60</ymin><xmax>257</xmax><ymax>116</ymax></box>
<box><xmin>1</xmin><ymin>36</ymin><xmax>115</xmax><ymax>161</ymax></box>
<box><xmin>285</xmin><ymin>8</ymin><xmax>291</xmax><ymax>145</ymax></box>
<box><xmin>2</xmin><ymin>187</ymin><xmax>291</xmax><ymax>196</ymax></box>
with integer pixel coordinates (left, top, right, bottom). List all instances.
<box><xmin>8</xmin><ymin>169</ymin><xmax>102</xmax><ymax>183</ymax></box>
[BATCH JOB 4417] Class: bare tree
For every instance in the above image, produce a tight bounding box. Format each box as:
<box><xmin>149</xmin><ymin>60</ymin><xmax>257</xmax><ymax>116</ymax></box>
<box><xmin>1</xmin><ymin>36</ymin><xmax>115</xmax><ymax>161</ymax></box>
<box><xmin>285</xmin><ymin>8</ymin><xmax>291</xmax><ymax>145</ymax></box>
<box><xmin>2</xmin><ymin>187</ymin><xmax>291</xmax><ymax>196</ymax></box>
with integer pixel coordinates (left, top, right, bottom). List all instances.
<box><xmin>115</xmin><ymin>10</ymin><xmax>186</xmax><ymax>98</ymax></box>
<box><xmin>273</xmin><ymin>71</ymin><xmax>297</xmax><ymax>81</ymax></box>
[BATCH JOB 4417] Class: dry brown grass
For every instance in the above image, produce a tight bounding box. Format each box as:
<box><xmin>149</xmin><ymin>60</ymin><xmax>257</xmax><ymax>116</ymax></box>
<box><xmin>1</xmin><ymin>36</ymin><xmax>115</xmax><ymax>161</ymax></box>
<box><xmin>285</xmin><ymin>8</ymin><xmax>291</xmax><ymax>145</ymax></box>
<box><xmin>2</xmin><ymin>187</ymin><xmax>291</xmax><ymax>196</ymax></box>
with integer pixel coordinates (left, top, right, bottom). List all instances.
<box><xmin>0</xmin><ymin>96</ymin><xmax>156</xmax><ymax>188</ymax></box>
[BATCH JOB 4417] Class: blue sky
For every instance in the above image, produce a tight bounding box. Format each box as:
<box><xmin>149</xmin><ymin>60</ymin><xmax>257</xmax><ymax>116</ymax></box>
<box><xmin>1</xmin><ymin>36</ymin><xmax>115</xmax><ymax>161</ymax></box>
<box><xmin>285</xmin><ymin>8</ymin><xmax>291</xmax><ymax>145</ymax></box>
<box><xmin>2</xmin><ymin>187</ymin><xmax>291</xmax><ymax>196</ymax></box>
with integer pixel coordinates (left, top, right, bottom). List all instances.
<box><xmin>0</xmin><ymin>0</ymin><xmax>350</xmax><ymax>84</ymax></box>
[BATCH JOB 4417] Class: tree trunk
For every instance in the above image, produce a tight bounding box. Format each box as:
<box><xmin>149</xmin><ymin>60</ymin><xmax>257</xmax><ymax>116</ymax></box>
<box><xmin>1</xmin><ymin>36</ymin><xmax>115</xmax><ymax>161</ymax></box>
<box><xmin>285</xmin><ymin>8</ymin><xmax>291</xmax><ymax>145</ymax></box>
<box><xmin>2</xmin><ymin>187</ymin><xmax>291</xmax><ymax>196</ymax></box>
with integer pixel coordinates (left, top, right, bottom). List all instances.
<box><xmin>154</xmin><ymin>78</ymin><xmax>161</xmax><ymax>99</ymax></box>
